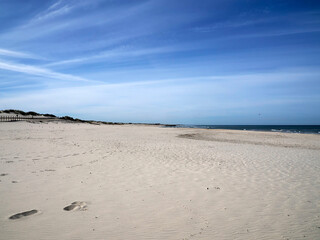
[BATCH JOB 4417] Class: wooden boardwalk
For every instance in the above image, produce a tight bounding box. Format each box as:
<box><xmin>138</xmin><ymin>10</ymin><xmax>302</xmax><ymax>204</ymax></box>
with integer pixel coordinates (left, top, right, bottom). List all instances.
<box><xmin>0</xmin><ymin>116</ymin><xmax>55</xmax><ymax>122</ymax></box>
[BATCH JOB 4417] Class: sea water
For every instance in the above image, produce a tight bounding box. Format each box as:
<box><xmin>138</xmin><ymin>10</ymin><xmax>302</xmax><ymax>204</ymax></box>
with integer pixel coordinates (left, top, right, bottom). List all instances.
<box><xmin>165</xmin><ymin>125</ymin><xmax>320</xmax><ymax>134</ymax></box>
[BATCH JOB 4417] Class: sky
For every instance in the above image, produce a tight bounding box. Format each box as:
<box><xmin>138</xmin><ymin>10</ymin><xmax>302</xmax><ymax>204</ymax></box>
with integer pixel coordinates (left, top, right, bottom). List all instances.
<box><xmin>0</xmin><ymin>0</ymin><xmax>319</xmax><ymax>124</ymax></box>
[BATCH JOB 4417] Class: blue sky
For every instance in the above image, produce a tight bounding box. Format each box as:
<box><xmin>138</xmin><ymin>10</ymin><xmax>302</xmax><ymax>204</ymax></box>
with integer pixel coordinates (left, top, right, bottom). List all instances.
<box><xmin>0</xmin><ymin>0</ymin><xmax>319</xmax><ymax>124</ymax></box>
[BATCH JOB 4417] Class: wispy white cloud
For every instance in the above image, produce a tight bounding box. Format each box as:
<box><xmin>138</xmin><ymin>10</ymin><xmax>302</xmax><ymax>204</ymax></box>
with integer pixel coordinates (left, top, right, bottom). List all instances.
<box><xmin>0</xmin><ymin>48</ymin><xmax>41</xmax><ymax>59</ymax></box>
<box><xmin>31</xmin><ymin>5</ymin><xmax>72</xmax><ymax>24</ymax></box>
<box><xmin>192</xmin><ymin>18</ymin><xmax>273</xmax><ymax>33</ymax></box>
<box><xmin>242</xmin><ymin>28</ymin><xmax>320</xmax><ymax>38</ymax></box>
<box><xmin>0</xmin><ymin>60</ymin><xmax>101</xmax><ymax>83</ymax></box>
<box><xmin>48</xmin><ymin>0</ymin><xmax>64</xmax><ymax>11</ymax></box>
<box><xmin>45</xmin><ymin>46</ymin><xmax>185</xmax><ymax>67</ymax></box>
<box><xmin>28</xmin><ymin>0</ymin><xmax>98</xmax><ymax>25</ymax></box>
<box><xmin>1</xmin><ymin>70</ymin><xmax>319</xmax><ymax>123</ymax></box>
<box><xmin>193</xmin><ymin>11</ymin><xmax>320</xmax><ymax>38</ymax></box>
<box><xmin>0</xmin><ymin>2</ymin><xmax>145</xmax><ymax>54</ymax></box>
<box><xmin>0</xmin><ymin>0</ymin><xmax>198</xmax><ymax>52</ymax></box>
<box><xmin>194</xmin><ymin>22</ymin><xmax>320</xmax><ymax>38</ymax></box>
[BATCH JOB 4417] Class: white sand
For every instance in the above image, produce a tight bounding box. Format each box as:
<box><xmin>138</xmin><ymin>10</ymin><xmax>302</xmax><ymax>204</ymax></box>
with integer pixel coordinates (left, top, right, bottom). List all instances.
<box><xmin>0</xmin><ymin>121</ymin><xmax>319</xmax><ymax>240</ymax></box>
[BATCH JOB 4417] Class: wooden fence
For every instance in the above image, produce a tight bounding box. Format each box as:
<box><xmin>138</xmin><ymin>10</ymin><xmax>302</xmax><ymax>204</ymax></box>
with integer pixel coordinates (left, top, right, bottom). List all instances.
<box><xmin>0</xmin><ymin>116</ymin><xmax>55</xmax><ymax>122</ymax></box>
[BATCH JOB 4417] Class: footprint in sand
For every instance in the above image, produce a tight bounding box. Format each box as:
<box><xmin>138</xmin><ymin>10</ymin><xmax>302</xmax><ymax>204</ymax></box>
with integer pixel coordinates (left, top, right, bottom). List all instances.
<box><xmin>63</xmin><ymin>201</ymin><xmax>87</xmax><ymax>211</ymax></box>
<box><xmin>9</xmin><ymin>210</ymin><xmax>38</xmax><ymax>220</ymax></box>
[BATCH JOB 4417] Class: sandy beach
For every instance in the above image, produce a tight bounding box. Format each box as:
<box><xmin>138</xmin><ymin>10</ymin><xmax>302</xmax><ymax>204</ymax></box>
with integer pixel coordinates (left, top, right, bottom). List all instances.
<box><xmin>0</xmin><ymin>121</ymin><xmax>320</xmax><ymax>240</ymax></box>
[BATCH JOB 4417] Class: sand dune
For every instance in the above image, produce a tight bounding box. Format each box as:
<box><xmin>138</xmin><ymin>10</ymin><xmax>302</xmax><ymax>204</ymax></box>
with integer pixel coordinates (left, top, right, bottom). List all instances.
<box><xmin>0</xmin><ymin>121</ymin><xmax>319</xmax><ymax>239</ymax></box>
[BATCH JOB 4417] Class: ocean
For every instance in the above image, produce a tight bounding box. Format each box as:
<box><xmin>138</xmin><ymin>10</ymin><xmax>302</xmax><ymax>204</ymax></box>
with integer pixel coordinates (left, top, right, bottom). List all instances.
<box><xmin>164</xmin><ymin>125</ymin><xmax>320</xmax><ymax>134</ymax></box>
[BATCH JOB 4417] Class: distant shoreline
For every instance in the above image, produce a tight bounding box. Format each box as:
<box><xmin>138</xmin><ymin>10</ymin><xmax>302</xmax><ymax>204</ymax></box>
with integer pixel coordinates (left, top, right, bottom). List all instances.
<box><xmin>1</xmin><ymin>109</ymin><xmax>319</xmax><ymax>134</ymax></box>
